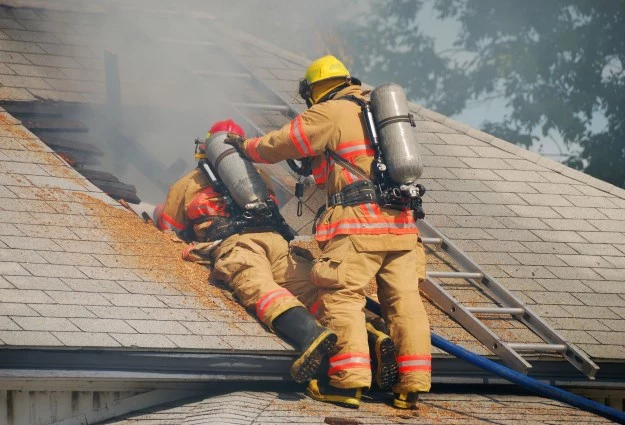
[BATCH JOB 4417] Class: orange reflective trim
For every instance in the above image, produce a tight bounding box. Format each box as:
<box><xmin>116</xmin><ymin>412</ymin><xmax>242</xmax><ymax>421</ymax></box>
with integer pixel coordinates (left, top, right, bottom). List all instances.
<box><xmin>246</xmin><ymin>137</ymin><xmax>270</xmax><ymax>164</ymax></box>
<box><xmin>256</xmin><ymin>288</ymin><xmax>294</xmax><ymax>320</ymax></box>
<box><xmin>289</xmin><ymin>116</ymin><xmax>314</xmax><ymax>157</ymax></box>
<box><xmin>160</xmin><ymin>212</ymin><xmax>184</xmax><ymax>231</ymax></box>
<box><xmin>328</xmin><ymin>352</ymin><xmax>371</xmax><ymax>376</ymax></box>
<box><xmin>295</xmin><ymin>116</ymin><xmax>314</xmax><ymax>155</ymax></box>
<box><xmin>312</xmin><ymin>159</ymin><xmax>329</xmax><ymax>185</ymax></box>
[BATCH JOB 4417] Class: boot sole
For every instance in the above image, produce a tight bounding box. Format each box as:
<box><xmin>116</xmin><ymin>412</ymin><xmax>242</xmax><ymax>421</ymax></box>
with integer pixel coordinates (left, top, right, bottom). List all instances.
<box><xmin>291</xmin><ymin>329</ymin><xmax>337</xmax><ymax>384</ymax></box>
<box><xmin>306</xmin><ymin>380</ymin><xmax>361</xmax><ymax>409</ymax></box>
<box><xmin>375</xmin><ymin>335</ymin><xmax>399</xmax><ymax>391</ymax></box>
<box><xmin>393</xmin><ymin>398</ymin><xmax>418</xmax><ymax>409</ymax></box>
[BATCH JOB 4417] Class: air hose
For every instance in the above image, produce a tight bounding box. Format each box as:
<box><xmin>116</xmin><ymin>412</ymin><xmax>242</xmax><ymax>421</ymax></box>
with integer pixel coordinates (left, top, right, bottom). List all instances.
<box><xmin>365</xmin><ymin>297</ymin><xmax>625</xmax><ymax>424</ymax></box>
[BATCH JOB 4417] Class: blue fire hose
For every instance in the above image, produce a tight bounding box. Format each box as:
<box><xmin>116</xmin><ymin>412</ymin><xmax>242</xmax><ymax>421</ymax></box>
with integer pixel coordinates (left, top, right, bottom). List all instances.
<box><xmin>365</xmin><ymin>297</ymin><xmax>625</xmax><ymax>424</ymax></box>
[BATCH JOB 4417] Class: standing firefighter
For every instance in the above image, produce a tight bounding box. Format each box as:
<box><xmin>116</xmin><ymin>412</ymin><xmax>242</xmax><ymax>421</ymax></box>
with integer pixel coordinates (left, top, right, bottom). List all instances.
<box><xmin>159</xmin><ymin>119</ymin><xmax>337</xmax><ymax>384</ymax></box>
<box><xmin>226</xmin><ymin>56</ymin><xmax>431</xmax><ymax>409</ymax></box>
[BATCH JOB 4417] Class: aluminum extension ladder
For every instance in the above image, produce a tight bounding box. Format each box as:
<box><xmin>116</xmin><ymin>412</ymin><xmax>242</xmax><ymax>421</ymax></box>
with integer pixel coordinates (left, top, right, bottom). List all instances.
<box><xmin>418</xmin><ymin>219</ymin><xmax>598</xmax><ymax>378</ymax></box>
<box><xmin>152</xmin><ymin>11</ymin><xmax>599</xmax><ymax>379</ymax></box>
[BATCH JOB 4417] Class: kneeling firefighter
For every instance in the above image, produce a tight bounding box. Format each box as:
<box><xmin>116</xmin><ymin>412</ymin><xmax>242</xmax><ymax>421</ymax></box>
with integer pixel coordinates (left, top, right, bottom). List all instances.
<box><xmin>226</xmin><ymin>56</ymin><xmax>432</xmax><ymax>409</ymax></box>
<box><xmin>158</xmin><ymin>119</ymin><xmax>337</xmax><ymax>384</ymax></box>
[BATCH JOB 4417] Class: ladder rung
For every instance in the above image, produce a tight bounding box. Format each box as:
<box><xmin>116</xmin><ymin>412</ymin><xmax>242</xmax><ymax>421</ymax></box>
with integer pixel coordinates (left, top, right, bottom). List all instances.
<box><xmin>427</xmin><ymin>271</ymin><xmax>483</xmax><ymax>279</ymax></box>
<box><xmin>231</xmin><ymin>102</ymin><xmax>290</xmax><ymax>112</ymax></box>
<box><xmin>421</xmin><ymin>237</ymin><xmax>442</xmax><ymax>245</ymax></box>
<box><xmin>507</xmin><ymin>343</ymin><xmax>567</xmax><ymax>353</ymax></box>
<box><xmin>467</xmin><ymin>307</ymin><xmax>525</xmax><ymax>315</ymax></box>
<box><xmin>195</xmin><ymin>70</ymin><xmax>252</xmax><ymax>79</ymax></box>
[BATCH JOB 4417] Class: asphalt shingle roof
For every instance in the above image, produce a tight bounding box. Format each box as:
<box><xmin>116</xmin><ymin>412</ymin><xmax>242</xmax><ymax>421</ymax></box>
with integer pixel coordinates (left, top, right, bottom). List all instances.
<box><xmin>0</xmin><ymin>2</ymin><xmax>623</xmax><ymax>423</ymax></box>
<box><xmin>0</xmin><ymin>0</ymin><xmax>623</xmax><ymax>362</ymax></box>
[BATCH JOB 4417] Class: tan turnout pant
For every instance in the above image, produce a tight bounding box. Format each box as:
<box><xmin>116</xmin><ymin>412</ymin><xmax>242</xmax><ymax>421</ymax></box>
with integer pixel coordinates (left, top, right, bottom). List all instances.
<box><xmin>211</xmin><ymin>232</ymin><xmax>318</xmax><ymax>327</ymax></box>
<box><xmin>311</xmin><ymin>234</ymin><xmax>432</xmax><ymax>393</ymax></box>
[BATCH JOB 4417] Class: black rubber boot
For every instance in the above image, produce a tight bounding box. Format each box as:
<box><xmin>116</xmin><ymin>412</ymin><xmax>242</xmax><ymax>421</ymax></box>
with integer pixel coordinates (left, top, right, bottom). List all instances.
<box><xmin>272</xmin><ymin>306</ymin><xmax>338</xmax><ymax>384</ymax></box>
<box><xmin>367</xmin><ymin>317</ymin><xmax>398</xmax><ymax>391</ymax></box>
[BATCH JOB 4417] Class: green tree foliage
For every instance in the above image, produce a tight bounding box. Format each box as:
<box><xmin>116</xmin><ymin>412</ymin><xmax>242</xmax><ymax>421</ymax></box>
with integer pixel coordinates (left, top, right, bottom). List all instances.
<box><xmin>343</xmin><ymin>0</ymin><xmax>625</xmax><ymax>188</ymax></box>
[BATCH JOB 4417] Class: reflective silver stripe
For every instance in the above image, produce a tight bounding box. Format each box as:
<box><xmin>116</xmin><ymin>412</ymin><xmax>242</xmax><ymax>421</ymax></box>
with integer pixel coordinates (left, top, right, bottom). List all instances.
<box><xmin>316</xmin><ymin>221</ymin><xmax>417</xmax><ymax>236</ymax></box>
<box><xmin>256</xmin><ymin>289</ymin><xmax>290</xmax><ymax>314</ymax></box>
<box><xmin>398</xmin><ymin>360</ymin><xmax>431</xmax><ymax>367</ymax></box>
<box><xmin>330</xmin><ymin>356</ymin><xmax>370</xmax><ymax>367</ymax></box>
<box><xmin>292</xmin><ymin>119</ymin><xmax>313</xmax><ymax>156</ymax></box>
<box><xmin>335</xmin><ymin>144</ymin><xmax>369</xmax><ymax>156</ymax></box>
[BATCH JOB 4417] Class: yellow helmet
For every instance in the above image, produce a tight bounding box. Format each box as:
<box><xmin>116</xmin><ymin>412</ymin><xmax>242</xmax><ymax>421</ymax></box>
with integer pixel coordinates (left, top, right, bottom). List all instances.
<box><xmin>304</xmin><ymin>55</ymin><xmax>350</xmax><ymax>85</ymax></box>
<box><xmin>299</xmin><ymin>55</ymin><xmax>358</xmax><ymax>106</ymax></box>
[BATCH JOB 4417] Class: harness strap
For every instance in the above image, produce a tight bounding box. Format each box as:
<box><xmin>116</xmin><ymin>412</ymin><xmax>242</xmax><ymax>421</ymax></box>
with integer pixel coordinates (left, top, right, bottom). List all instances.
<box><xmin>327</xmin><ymin>180</ymin><xmax>377</xmax><ymax>208</ymax></box>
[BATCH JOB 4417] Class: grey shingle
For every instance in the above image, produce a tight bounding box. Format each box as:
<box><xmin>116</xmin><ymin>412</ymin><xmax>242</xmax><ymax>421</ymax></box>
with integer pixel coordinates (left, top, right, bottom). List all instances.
<box><xmin>6</xmin><ymin>275</ymin><xmax>71</xmax><ymax>291</ymax></box>
<box><xmin>87</xmin><ymin>305</ymin><xmax>151</xmax><ymax>320</ymax></box>
<box><xmin>568</xmin><ymin>242</ymin><xmax>623</xmax><ymax>256</ymax></box>
<box><xmin>450</xmin><ymin>216</ymin><xmax>505</xmax><ymax>229</ymax></box>
<box><xmin>167</xmin><ymin>334</ymin><xmax>230</xmax><ymax>349</ymax></box>
<box><xmin>52</xmin><ymin>331</ymin><xmax>121</xmax><ymax>347</ymax></box>
<box><xmin>0</xmin><ymin>330</ymin><xmax>62</xmax><ymax>346</ymax></box>
<box><xmin>126</xmin><ymin>319</ymin><xmax>190</xmax><ymax>335</ymax></box>
<box><xmin>499</xmin><ymin>265</ymin><xmax>555</xmax><ymax>279</ymax></box>
<box><xmin>497</xmin><ymin>217</ymin><xmax>550</xmax><ymax>230</ymax></box>
<box><xmin>459</xmin><ymin>157</ymin><xmax>510</xmax><ymax>170</ymax></box>
<box><xmin>486</xmin><ymin>229</ymin><xmax>540</xmax><ymax>242</ymax></box>
<box><xmin>508</xmin><ymin>205</ymin><xmax>561</xmax><ymax>219</ymax></box>
<box><xmin>553</xmin><ymin>206</ymin><xmax>608</xmax><ymax>220</ymax></box>
<box><xmin>594</xmin><ymin>268</ymin><xmax>625</xmax><ymax>281</ymax></box>
<box><xmin>22</xmin><ymin>263</ymin><xmax>85</xmax><ymax>278</ymax></box>
<box><xmin>78</xmin><ymin>266</ymin><xmax>141</xmax><ymax>281</ymax></box>
<box><xmin>511</xmin><ymin>253</ymin><xmax>567</xmax><ymax>267</ymax></box>
<box><xmin>556</xmin><ymin>255</ymin><xmax>612</xmax><ymax>268</ymax></box>
<box><xmin>111</xmin><ymin>333</ymin><xmax>178</xmax><ymax>348</ymax></box>
<box><xmin>476</xmin><ymin>240</ymin><xmax>531</xmax><ymax>253</ymax></box>
<box><xmin>579</xmin><ymin>232</ymin><xmax>625</xmax><ymax>244</ymax></box>
<box><xmin>0</xmin><ymin>261</ymin><xmax>29</xmax><ymax>275</ymax></box>
<box><xmin>547</xmin><ymin>267</ymin><xmax>602</xmax><ymax>280</ymax></box>
<box><xmin>29</xmin><ymin>304</ymin><xmax>95</xmax><ymax>318</ymax></box>
<box><xmin>0</xmin><ymin>247</ymin><xmax>46</xmax><ymax>263</ymax></box>
<box><xmin>526</xmin><ymin>291</ymin><xmax>583</xmax><ymax>306</ymax></box>
<box><xmin>181</xmin><ymin>320</ymin><xmax>245</xmax><ymax>336</ymax></box>
<box><xmin>592</xmin><ymin>331</ymin><xmax>625</xmax><ymax>345</ymax></box>
<box><xmin>46</xmin><ymin>290</ymin><xmax>111</xmax><ymax>306</ymax></box>
<box><xmin>573</xmin><ymin>293</ymin><xmax>625</xmax><ymax>307</ymax></box>
<box><xmin>0</xmin><ymin>316</ymin><xmax>20</xmax><ymax>330</ymax></box>
<box><xmin>532</xmin><ymin>230</ymin><xmax>586</xmax><ymax>243</ymax></box>
<box><xmin>12</xmin><ymin>316</ymin><xmax>79</xmax><ymax>331</ymax></box>
<box><xmin>102</xmin><ymin>293</ymin><xmax>167</xmax><ymax>308</ymax></box>
<box><xmin>1</xmin><ymin>235</ymin><xmax>62</xmax><ymax>251</ymax></box>
<box><xmin>493</xmin><ymin>170</ymin><xmax>548</xmax><ymax>183</ymax></box>
<box><xmin>584</xmin><ymin>280</ymin><xmax>625</xmax><ymax>294</ymax></box>
<box><xmin>0</xmin><ymin>302</ymin><xmax>38</xmax><ymax>316</ymax></box>
<box><xmin>562</xmin><ymin>305</ymin><xmax>620</xmax><ymax>319</ymax></box>
<box><xmin>60</xmin><ymin>278</ymin><xmax>127</xmax><ymax>293</ymax></box>
<box><xmin>71</xmin><ymin>317</ymin><xmax>136</xmax><ymax>333</ymax></box>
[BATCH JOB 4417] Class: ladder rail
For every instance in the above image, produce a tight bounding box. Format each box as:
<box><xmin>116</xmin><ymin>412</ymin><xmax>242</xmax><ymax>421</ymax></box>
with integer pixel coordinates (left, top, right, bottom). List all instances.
<box><xmin>421</xmin><ymin>276</ymin><xmax>533</xmax><ymax>374</ymax></box>
<box><xmin>418</xmin><ymin>219</ymin><xmax>599</xmax><ymax>379</ymax></box>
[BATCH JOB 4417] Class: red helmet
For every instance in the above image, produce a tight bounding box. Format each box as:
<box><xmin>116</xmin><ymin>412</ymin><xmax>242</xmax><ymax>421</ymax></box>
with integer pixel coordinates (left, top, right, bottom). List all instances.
<box><xmin>207</xmin><ymin>119</ymin><xmax>245</xmax><ymax>138</ymax></box>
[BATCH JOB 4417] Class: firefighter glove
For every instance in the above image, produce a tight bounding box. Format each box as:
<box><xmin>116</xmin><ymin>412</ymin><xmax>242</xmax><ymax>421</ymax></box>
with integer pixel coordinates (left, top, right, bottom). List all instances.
<box><xmin>224</xmin><ymin>133</ymin><xmax>248</xmax><ymax>159</ymax></box>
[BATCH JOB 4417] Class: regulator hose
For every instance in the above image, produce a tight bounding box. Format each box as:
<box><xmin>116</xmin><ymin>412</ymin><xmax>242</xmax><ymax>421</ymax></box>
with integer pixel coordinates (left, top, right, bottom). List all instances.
<box><xmin>365</xmin><ymin>297</ymin><xmax>625</xmax><ymax>424</ymax></box>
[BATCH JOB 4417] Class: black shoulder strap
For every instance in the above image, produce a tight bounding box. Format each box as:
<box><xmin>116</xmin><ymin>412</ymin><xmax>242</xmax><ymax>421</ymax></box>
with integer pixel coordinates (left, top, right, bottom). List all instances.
<box><xmin>336</xmin><ymin>94</ymin><xmax>368</xmax><ymax>109</ymax></box>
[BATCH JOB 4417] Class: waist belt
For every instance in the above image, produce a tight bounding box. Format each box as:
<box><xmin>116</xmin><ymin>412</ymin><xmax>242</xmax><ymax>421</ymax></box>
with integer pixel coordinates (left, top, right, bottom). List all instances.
<box><xmin>327</xmin><ymin>180</ymin><xmax>378</xmax><ymax>208</ymax></box>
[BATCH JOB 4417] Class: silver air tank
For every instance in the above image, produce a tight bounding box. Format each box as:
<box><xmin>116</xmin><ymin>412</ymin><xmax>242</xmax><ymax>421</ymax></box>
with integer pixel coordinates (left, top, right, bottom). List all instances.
<box><xmin>203</xmin><ymin>131</ymin><xmax>270</xmax><ymax>209</ymax></box>
<box><xmin>370</xmin><ymin>83</ymin><xmax>423</xmax><ymax>184</ymax></box>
